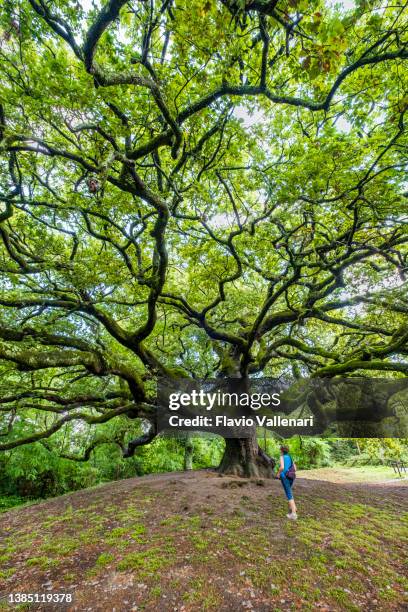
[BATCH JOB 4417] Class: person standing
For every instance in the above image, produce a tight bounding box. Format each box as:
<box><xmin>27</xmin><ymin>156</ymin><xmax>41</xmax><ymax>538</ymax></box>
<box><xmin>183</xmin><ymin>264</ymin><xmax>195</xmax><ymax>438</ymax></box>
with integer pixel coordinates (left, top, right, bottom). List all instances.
<box><xmin>276</xmin><ymin>445</ymin><xmax>297</xmax><ymax>520</ymax></box>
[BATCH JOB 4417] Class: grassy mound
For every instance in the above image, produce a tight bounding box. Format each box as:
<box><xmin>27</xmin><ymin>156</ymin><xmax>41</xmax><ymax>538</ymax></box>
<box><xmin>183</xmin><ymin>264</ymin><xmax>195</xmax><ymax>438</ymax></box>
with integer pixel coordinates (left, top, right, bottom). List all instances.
<box><xmin>0</xmin><ymin>470</ymin><xmax>407</xmax><ymax>611</ymax></box>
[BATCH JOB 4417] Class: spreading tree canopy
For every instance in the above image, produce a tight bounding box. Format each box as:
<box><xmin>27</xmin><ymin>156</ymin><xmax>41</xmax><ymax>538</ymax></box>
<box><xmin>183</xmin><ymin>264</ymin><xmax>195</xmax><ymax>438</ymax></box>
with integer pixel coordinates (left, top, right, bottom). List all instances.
<box><xmin>0</xmin><ymin>0</ymin><xmax>407</xmax><ymax>474</ymax></box>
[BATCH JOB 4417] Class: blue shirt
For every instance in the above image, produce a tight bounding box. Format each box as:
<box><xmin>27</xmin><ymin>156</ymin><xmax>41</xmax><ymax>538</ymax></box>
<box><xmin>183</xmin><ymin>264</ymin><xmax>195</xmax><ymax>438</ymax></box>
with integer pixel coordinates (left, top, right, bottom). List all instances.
<box><xmin>281</xmin><ymin>454</ymin><xmax>293</xmax><ymax>478</ymax></box>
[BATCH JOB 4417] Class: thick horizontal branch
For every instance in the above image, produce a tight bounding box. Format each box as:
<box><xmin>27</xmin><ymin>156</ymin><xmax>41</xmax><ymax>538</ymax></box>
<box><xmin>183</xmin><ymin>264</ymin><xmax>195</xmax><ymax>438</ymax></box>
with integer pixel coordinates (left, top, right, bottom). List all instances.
<box><xmin>178</xmin><ymin>48</ymin><xmax>408</xmax><ymax>122</ymax></box>
<box><xmin>123</xmin><ymin>421</ymin><xmax>157</xmax><ymax>458</ymax></box>
<box><xmin>52</xmin><ymin>438</ymin><xmax>124</xmax><ymax>461</ymax></box>
<box><xmin>314</xmin><ymin>359</ymin><xmax>408</xmax><ymax>377</ymax></box>
<box><xmin>0</xmin><ymin>404</ymin><xmax>133</xmax><ymax>451</ymax></box>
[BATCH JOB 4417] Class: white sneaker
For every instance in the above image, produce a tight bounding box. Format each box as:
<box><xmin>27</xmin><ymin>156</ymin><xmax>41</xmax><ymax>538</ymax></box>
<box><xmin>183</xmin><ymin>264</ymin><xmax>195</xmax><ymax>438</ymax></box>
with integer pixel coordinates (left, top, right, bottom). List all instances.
<box><xmin>286</xmin><ymin>512</ymin><xmax>298</xmax><ymax>520</ymax></box>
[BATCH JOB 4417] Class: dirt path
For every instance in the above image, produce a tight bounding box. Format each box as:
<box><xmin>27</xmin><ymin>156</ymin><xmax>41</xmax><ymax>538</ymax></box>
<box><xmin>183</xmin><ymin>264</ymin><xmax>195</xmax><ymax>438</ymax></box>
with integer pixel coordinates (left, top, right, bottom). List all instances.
<box><xmin>297</xmin><ymin>466</ymin><xmax>408</xmax><ymax>486</ymax></box>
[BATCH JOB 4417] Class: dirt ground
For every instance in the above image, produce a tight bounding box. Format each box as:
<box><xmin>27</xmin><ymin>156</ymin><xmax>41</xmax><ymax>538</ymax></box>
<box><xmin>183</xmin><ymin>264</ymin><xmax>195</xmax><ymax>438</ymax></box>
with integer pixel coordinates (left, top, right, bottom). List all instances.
<box><xmin>1</xmin><ymin>470</ymin><xmax>407</xmax><ymax>611</ymax></box>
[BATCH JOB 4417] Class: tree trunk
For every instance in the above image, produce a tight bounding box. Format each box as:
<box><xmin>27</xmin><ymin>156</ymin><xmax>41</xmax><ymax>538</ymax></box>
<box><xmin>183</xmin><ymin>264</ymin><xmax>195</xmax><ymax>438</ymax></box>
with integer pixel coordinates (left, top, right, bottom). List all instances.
<box><xmin>183</xmin><ymin>433</ymin><xmax>193</xmax><ymax>471</ymax></box>
<box><xmin>218</xmin><ymin>432</ymin><xmax>275</xmax><ymax>478</ymax></box>
<box><xmin>212</xmin><ymin>369</ymin><xmax>275</xmax><ymax>478</ymax></box>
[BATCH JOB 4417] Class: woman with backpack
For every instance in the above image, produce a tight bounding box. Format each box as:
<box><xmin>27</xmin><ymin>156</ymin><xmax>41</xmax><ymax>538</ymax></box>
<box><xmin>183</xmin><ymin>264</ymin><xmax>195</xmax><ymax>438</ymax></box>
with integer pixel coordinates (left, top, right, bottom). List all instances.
<box><xmin>276</xmin><ymin>445</ymin><xmax>297</xmax><ymax>520</ymax></box>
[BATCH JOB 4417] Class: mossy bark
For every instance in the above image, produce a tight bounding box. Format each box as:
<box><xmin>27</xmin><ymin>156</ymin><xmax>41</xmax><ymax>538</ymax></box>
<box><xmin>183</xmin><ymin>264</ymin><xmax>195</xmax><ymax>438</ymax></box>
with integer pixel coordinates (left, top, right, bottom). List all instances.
<box><xmin>218</xmin><ymin>433</ymin><xmax>275</xmax><ymax>478</ymax></box>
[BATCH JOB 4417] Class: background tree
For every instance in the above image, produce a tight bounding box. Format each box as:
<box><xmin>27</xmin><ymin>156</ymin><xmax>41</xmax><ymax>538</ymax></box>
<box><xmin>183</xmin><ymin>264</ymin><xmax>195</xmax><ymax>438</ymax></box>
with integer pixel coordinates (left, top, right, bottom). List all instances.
<box><xmin>0</xmin><ymin>0</ymin><xmax>407</xmax><ymax>476</ymax></box>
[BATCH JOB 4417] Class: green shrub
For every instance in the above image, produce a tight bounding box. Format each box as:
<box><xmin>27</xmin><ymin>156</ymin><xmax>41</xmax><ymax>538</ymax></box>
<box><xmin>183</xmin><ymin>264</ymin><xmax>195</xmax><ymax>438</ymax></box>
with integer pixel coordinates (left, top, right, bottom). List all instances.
<box><xmin>289</xmin><ymin>437</ymin><xmax>333</xmax><ymax>469</ymax></box>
